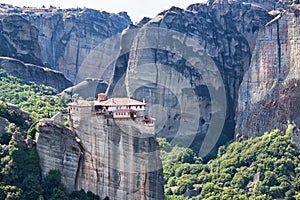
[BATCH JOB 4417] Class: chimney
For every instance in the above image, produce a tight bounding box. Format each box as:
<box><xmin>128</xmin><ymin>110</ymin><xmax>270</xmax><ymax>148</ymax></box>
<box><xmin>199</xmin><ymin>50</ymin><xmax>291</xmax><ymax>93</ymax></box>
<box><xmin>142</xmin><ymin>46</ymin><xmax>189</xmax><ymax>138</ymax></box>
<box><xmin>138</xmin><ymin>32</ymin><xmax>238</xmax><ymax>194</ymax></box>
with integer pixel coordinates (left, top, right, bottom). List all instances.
<box><xmin>143</xmin><ymin>98</ymin><xmax>145</xmax><ymax>103</ymax></box>
<box><xmin>98</xmin><ymin>93</ymin><xmax>106</xmax><ymax>102</ymax></box>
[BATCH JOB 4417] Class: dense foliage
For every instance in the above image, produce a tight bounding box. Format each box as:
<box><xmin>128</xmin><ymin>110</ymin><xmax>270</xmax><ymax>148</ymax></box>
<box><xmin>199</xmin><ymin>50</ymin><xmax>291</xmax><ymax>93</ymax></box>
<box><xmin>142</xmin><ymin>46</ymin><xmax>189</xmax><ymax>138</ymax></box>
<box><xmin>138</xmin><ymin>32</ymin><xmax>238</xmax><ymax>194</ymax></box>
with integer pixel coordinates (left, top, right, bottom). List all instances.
<box><xmin>0</xmin><ymin>69</ymin><xmax>70</xmax><ymax>120</ymax></box>
<box><xmin>160</xmin><ymin>127</ymin><xmax>300</xmax><ymax>199</ymax></box>
<box><xmin>0</xmin><ymin>70</ymin><xmax>105</xmax><ymax>199</ymax></box>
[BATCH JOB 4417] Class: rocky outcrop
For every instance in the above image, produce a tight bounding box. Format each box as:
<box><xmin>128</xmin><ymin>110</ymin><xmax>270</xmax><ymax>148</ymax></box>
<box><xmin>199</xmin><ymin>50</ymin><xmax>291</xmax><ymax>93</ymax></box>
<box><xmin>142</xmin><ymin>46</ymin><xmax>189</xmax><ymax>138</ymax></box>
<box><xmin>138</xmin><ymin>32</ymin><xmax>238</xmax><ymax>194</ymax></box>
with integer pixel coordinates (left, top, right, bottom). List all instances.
<box><xmin>0</xmin><ymin>116</ymin><xmax>9</xmax><ymax>132</ymax></box>
<box><xmin>108</xmin><ymin>2</ymin><xmax>272</xmax><ymax>153</ymax></box>
<box><xmin>36</xmin><ymin>114</ymin><xmax>164</xmax><ymax>199</ymax></box>
<box><xmin>236</xmin><ymin>4</ymin><xmax>300</xmax><ymax>137</ymax></box>
<box><xmin>209</xmin><ymin>0</ymin><xmax>295</xmax><ymax>10</ymax></box>
<box><xmin>0</xmin><ymin>57</ymin><xmax>73</xmax><ymax>92</ymax></box>
<box><xmin>36</xmin><ymin>122</ymin><xmax>81</xmax><ymax>194</ymax></box>
<box><xmin>60</xmin><ymin>78</ymin><xmax>108</xmax><ymax>99</ymax></box>
<box><xmin>73</xmin><ymin>114</ymin><xmax>164</xmax><ymax>200</ymax></box>
<box><xmin>0</xmin><ymin>15</ymin><xmax>43</xmax><ymax>66</ymax></box>
<box><xmin>6</xmin><ymin>102</ymin><xmax>30</xmax><ymax>120</ymax></box>
<box><xmin>23</xmin><ymin>9</ymin><xmax>131</xmax><ymax>83</ymax></box>
<box><xmin>0</xmin><ymin>5</ymin><xmax>131</xmax><ymax>84</ymax></box>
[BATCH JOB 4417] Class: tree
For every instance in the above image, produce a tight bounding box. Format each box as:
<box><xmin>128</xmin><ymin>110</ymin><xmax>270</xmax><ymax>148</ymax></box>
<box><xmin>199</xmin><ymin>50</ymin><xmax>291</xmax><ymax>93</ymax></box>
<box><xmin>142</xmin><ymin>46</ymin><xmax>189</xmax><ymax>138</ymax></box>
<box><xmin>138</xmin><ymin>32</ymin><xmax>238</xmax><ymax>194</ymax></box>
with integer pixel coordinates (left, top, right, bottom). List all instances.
<box><xmin>42</xmin><ymin>170</ymin><xmax>64</xmax><ymax>199</ymax></box>
<box><xmin>49</xmin><ymin>188</ymin><xmax>68</xmax><ymax>200</ymax></box>
<box><xmin>263</xmin><ymin>171</ymin><xmax>278</xmax><ymax>186</ymax></box>
<box><xmin>0</xmin><ymin>185</ymin><xmax>23</xmax><ymax>200</ymax></box>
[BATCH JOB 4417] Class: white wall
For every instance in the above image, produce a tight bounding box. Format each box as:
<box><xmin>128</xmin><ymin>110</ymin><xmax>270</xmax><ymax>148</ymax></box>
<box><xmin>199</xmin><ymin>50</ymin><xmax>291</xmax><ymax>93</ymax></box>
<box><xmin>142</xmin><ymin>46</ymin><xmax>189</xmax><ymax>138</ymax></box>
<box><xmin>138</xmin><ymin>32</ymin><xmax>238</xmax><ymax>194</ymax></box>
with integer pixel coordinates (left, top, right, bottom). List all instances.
<box><xmin>106</xmin><ymin>105</ymin><xmax>145</xmax><ymax>112</ymax></box>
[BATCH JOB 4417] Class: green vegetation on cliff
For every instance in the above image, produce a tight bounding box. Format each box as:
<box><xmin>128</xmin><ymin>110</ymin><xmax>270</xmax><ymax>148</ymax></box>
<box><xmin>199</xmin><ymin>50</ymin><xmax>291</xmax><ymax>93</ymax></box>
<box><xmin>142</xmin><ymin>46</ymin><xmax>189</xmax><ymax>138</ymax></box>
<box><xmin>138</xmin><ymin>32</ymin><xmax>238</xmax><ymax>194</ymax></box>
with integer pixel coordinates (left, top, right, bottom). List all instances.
<box><xmin>0</xmin><ymin>69</ymin><xmax>70</xmax><ymax>120</ymax></box>
<box><xmin>0</xmin><ymin>70</ymin><xmax>104</xmax><ymax>199</ymax></box>
<box><xmin>161</xmin><ymin>127</ymin><xmax>300</xmax><ymax>199</ymax></box>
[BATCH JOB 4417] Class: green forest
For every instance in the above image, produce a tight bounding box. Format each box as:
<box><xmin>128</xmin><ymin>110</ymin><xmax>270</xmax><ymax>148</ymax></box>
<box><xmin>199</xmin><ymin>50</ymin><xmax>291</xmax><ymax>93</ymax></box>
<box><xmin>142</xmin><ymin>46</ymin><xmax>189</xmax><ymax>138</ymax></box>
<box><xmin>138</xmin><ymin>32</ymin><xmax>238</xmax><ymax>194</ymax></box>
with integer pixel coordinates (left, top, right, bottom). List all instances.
<box><xmin>1</xmin><ymin>69</ymin><xmax>300</xmax><ymax>199</ymax></box>
<box><xmin>0</xmin><ymin>69</ymin><xmax>70</xmax><ymax>120</ymax></box>
<box><xmin>161</xmin><ymin>126</ymin><xmax>300</xmax><ymax>199</ymax></box>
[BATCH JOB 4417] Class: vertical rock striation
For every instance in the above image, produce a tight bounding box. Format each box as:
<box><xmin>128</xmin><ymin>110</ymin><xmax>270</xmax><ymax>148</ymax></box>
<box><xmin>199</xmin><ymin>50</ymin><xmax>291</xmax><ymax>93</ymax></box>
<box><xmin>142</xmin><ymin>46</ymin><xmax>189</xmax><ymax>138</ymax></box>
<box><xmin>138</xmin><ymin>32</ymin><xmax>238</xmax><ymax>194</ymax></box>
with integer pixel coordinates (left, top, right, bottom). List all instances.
<box><xmin>0</xmin><ymin>6</ymin><xmax>131</xmax><ymax>84</ymax></box>
<box><xmin>72</xmin><ymin>113</ymin><xmax>164</xmax><ymax>200</ymax></box>
<box><xmin>108</xmin><ymin>2</ymin><xmax>271</xmax><ymax>149</ymax></box>
<box><xmin>36</xmin><ymin>122</ymin><xmax>81</xmax><ymax>194</ymax></box>
<box><xmin>236</xmin><ymin>4</ymin><xmax>300</xmax><ymax>137</ymax></box>
<box><xmin>36</xmin><ymin>111</ymin><xmax>164</xmax><ymax>199</ymax></box>
<box><xmin>0</xmin><ymin>15</ymin><xmax>43</xmax><ymax>66</ymax></box>
<box><xmin>24</xmin><ymin>9</ymin><xmax>131</xmax><ymax>83</ymax></box>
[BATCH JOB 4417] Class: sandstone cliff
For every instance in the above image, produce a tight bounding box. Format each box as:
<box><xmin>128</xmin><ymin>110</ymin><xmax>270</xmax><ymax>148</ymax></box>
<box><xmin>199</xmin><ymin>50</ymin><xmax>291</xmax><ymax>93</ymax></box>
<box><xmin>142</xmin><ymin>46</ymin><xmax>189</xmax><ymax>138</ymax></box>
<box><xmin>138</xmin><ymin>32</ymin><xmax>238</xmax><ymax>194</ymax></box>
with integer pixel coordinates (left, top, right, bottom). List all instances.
<box><xmin>0</xmin><ymin>15</ymin><xmax>43</xmax><ymax>66</ymax></box>
<box><xmin>37</xmin><ymin>122</ymin><xmax>81</xmax><ymax>193</ymax></box>
<box><xmin>23</xmin><ymin>9</ymin><xmax>131</xmax><ymax>83</ymax></box>
<box><xmin>0</xmin><ymin>6</ymin><xmax>131</xmax><ymax>84</ymax></box>
<box><xmin>60</xmin><ymin>78</ymin><xmax>108</xmax><ymax>99</ymax></box>
<box><xmin>108</xmin><ymin>1</ymin><xmax>272</xmax><ymax>153</ymax></box>
<box><xmin>0</xmin><ymin>57</ymin><xmax>73</xmax><ymax>92</ymax></box>
<box><xmin>36</xmin><ymin>115</ymin><xmax>164</xmax><ymax>199</ymax></box>
<box><xmin>236</xmin><ymin>4</ymin><xmax>300</xmax><ymax>137</ymax></box>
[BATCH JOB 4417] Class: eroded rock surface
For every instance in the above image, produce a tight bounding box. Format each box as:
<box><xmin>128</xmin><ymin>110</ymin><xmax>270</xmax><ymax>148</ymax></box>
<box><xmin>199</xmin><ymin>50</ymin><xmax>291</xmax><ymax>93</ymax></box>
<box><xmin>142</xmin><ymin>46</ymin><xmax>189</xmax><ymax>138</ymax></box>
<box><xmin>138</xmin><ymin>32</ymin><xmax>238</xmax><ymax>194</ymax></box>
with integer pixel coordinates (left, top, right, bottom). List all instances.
<box><xmin>108</xmin><ymin>1</ymin><xmax>272</xmax><ymax>150</ymax></box>
<box><xmin>36</xmin><ymin>114</ymin><xmax>164</xmax><ymax>200</ymax></box>
<box><xmin>60</xmin><ymin>78</ymin><xmax>108</xmax><ymax>99</ymax></box>
<box><xmin>24</xmin><ymin>9</ymin><xmax>131</xmax><ymax>83</ymax></box>
<box><xmin>0</xmin><ymin>15</ymin><xmax>43</xmax><ymax>66</ymax></box>
<box><xmin>0</xmin><ymin>116</ymin><xmax>9</xmax><ymax>132</ymax></box>
<box><xmin>236</xmin><ymin>5</ymin><xmax>300</xmax><ymax>137</ymax></box>
<box><xmin>0</xmin><ymin>6</ymin><xmax>131</xmax><ymax>84</ymax></box>
<box><xmin>0</xmin><ymin>57</ymin><xmax>73</xmax><ymax>92</ymax></box>
<box><xmin>37</xmin><ymin>122</ymin><xmax>81</xmax><ymax>194</ymax></box>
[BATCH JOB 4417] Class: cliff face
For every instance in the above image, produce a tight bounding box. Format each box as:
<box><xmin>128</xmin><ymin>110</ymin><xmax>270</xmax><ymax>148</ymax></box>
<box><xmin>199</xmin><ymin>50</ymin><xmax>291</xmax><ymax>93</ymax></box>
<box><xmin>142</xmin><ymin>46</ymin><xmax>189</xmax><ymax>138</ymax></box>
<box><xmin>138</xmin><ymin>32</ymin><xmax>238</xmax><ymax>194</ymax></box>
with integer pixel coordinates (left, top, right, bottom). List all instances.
<box><xmin>36</xmin><ymin>113</ymin><xmax>164</xmax><ymax>199</ymax></box>
<box><xmin>0</xmin><ymin>6</ymin><xmax>131</xmax><ymax>85</ymax></box>
<box><xmin>24</xmin><ymin>9</ymin><xmax>131</xmax><ymax>83</ymax></box>
<box><xmin>0</xmin><ymin>15</ymin><xmax>43</xmax><ymax>66</ymax></box>
<box><xmin>37</xmin><ymin>123</ymin><xmax>81</xmax><ymax>193</ymax></box>
<box><xmin>0</xmin><ymin>14</ymin><xmax>73</xmax><ymax>91</ymax></box>
<box><xmin>72</xmin><ymin>112</ymin><xmax>164</xmax><ymax>200</ymax></box>
<box><xmin>236</xmin><ymin>5</ymin><xmax>300</xmax><ymax>137</ymax></box>
<box><xmin>60</xmin><ymin>78</ymin><xmax>108</xmax><ymax>99</ymax></box>
<box><xmin>0</xmin><ymin>57</ymin><xmax>73</xmax><ymax>92</ymax></box>
<box><xmin>108</xmin><ymin>2</ymin><xmax>271</xmax><ymax>152</ymax></box>
<box><xmin>108</xmin><ymin>0</ymin><xmax>300</xmax><ymax>147</ymax></box>
<box><xmin>0</xmin><ymin>8</ymin><xmax>131</xmax><ymax>90</ymax></box>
